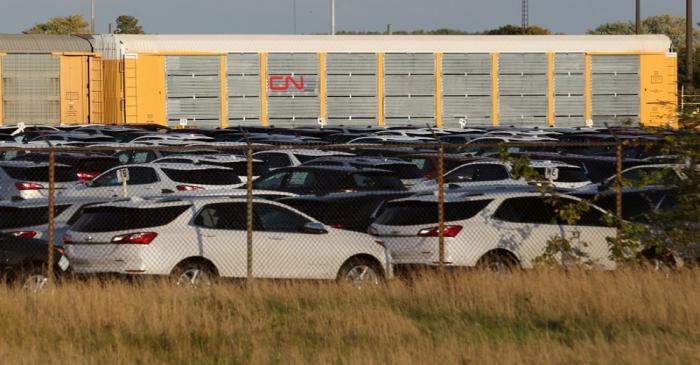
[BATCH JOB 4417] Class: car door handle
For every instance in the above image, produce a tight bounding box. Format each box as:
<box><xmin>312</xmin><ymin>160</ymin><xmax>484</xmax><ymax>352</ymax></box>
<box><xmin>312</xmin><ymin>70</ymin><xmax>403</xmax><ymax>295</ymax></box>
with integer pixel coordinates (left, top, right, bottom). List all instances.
<box><xmin>202</xmin><ymin>233</ymin><xmax>216</xmax><ymax>238</ymax></box>
<box><xmin>268</xmin><ymin>236</ymin><xmax>284</xmax><ymax>241</ymax></box>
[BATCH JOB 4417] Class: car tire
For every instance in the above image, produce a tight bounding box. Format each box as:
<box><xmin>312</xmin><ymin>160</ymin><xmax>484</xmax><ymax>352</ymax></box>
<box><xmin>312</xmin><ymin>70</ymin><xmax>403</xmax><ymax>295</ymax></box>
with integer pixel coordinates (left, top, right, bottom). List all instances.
<box><xmin>337</xmin><ymin>257</ymin><xmax>383</xmax><ymax>287</ymax></box>
<box><xmin>171</xmin><ymin>261</ymin><xmax>217</xmax><ymax>288</ymax></box>
<box><xmin>476</xmin><ymin>251</ymin><xmax>519</xmax><ymax>272</ymax></box>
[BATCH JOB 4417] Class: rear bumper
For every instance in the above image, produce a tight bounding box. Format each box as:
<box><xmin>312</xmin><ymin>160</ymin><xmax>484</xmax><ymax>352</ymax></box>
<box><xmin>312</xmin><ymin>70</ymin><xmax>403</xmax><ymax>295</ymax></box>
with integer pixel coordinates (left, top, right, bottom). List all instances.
<box><xmin>65</xmin><ymin>244</ymin><xmax>146</xmax><ymax>274</ymax></box>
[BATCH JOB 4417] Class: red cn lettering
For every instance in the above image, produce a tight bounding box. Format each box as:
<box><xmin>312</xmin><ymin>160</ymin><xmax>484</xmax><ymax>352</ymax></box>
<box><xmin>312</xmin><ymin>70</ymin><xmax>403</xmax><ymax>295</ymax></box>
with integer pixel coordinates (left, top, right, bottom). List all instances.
<box><xmin>288</xmin><ymin>75</ymin><xmax>305</xmax><ymax>91</ymax></box>
<box><xmin>269</xmin><ymin>75</ymin><xmax>305</xmax><ymax>91</ymax></box>
<box><xmin>269</xmin><ymin>75</ymin><xmax>286</xmax><ymax>91</ymax></box>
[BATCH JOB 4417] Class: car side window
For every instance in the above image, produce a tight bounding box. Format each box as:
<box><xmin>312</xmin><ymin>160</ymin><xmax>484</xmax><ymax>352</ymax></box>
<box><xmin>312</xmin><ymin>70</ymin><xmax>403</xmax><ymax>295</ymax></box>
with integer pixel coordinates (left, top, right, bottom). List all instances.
<box><xmin>194</xmin><ymin>203</ymin><xmax>247</xmax><ymax>230</ymax></box>
<box><xmin>133</xmin><ymin>151</ymin><xmax>157</xmax><ymax>164</ymax></box>
<box><xmin>127</xmin><ymin>167</ymin><xmax>159</xmax><ymax>185</ymax></box>
<box><xmin>116</xmin><ymin>151</ymin><xmax>131</xmax><ymax>164</ymax></box>
<box><xmin>493</xmin><ymin>197</ymin><xmax>557</xmax><ymax>224</ymax></box>
<box><xmin>411</xmin><ymin>158</ymin><xmax>433</xmax><ymax>172</ymax></box>
<box><xmin>285</xmin><ymin>171</ymin><xmax>318</xmax><ymax>190</ymax></box>
<box><xmin>474</xmin><ymin>165</ymin><xmax>509</xmax><ymax>181</ymax></box>
<box><xmin>621</xmin><ymin>168</ymin><xmax>643</xmax><ymax>182</ymax></box>
<box><xmin>254</xmin><ymin>204</ymin><xmax>310</xmax><ymax>233</ymax></box>
<box><xmin>445</xmin><ymin>165</ymin><xmax>476</xmax><ymax>183</ymax></box>
<box><xmin>66</xmin><ymin>203</ymin><xmax>104</xmax><ymax>225</ymax></box>
<box><xmin>254</xmin><ymin>172</ymin><xmax>288</xmax><ymax>190</ymax></box>
<box><xmin>258</xmin><ymin>153</ymin><xmax>292</xmax><ymax>169</ymax></box>
<box><xmin>91</xmin><ymin>170</ymin><xmax>120</xmax><ymax>187</ymax></box>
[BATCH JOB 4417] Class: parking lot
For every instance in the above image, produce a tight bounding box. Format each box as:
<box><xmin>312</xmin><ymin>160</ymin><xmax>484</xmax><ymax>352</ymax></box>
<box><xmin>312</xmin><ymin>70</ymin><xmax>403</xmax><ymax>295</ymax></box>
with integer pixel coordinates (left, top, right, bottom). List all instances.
<box><xmin>0</xmin><ymin>123</ymin><xmax>696</xmax><ymax>289</ymax></box>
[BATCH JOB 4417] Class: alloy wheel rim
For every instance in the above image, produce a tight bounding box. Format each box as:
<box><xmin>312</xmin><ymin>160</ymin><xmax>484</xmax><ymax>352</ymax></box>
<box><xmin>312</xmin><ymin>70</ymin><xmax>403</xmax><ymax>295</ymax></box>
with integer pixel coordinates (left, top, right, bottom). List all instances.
<box><xmin>22</xmin><ymin>274</ymin><xmax>49</xmax><ymax>292</ymax></box>
<box><xmin>345</xmin><ymin>265</ymin><xmax>379</xmax><ymax>287</ymax></box>
<box><xmin>176</xmin><ymin>268</ymin><xmax>211</xmax><ymax>288</ymax></box>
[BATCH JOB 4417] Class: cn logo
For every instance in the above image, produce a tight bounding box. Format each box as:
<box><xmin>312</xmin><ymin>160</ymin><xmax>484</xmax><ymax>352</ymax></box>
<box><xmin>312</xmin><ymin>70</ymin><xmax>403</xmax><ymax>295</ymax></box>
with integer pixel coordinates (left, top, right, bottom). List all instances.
<box><xmin>269</xmin><ymin>75</ymin><xmax>305</xmax><ymax>91</ymax></box>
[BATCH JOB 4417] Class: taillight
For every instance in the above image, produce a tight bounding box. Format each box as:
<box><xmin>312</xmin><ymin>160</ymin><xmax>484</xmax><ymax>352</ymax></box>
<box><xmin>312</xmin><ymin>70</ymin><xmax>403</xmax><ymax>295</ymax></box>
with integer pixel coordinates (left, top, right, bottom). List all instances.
<box><xmin>111</xmin><ymin>232</ymin><xmax>158</xmax><ymax>245</ymax></box>
<box><xmin>15</xmin><ymin>182</ymin><xmax>44</xmax><ymax>191</ymax></box>
<box><xmin>367</xmin><ymin>226</ymin><xmax>379</xmax><ymax>236</ymax></box>
<box><xmin>53</xmin><ymin>246</ymin><xmax>65</xmax><ymax>255</ymax></box>
<box><xmin>176</xmin><ymin>185</ymin><xmax>205</xmax><ymax>191</ymax></box>
<box><xmin>10</xmin><ymin>230</ymin><xmax>38</xmax><ymax>238</ymax></box>
<box><xmin>417</xmin><ymin>225</ymin><xmax>463</xmax><ymax>238</ymax></box>
<box><xmin>77</xmin><ymin>171</ymin><xmax>98</xmax><ymax>182</ymax></box>
<box><xmin>331</xmin><ymin>223</ymin><xmax>343</xmax><ymax>229</ymax></box>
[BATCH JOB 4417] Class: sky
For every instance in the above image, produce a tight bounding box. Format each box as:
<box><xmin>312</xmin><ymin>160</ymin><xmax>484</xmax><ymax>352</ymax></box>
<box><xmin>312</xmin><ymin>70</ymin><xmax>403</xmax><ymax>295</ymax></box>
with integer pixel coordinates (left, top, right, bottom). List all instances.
<box><xmin>0</xmin><ymin>0</ymin><xmax>698</xmax><ymax>35</ymax></box>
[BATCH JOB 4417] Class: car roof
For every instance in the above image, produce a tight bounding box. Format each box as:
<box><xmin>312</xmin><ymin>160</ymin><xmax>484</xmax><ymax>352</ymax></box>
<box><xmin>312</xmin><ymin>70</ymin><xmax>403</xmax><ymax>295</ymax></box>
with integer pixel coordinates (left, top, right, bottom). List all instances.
<box><xmin>255</xmin><ymin>149</ymin><xmax>353</xmax><ymax>156</ymax></box>
<box><xmin>0</xmin><ymin>161</ymin><xmax>71</xmax><ymax>168</ymax></box>
<box><xmin>305</xmin><ymin>156</ymin><xmax>412</xmax><ymax>164</ymax></box>
<box><xmin>125</xmin><ymin>162</ymin><xmax>234</xmax><ymax>171</ymax></box>
<box><xmin>529</xmin><ymin>160</ymin><xmax>581</xmax><ymax>169</ymax></box>
<box><xmin>154</xmin><ymin>154</ymin><xmax>252</xmax><ymax>163</ymax></box>
<box><xmin>85</xmin><ymin>195</ymin><xmax>283</xmax><ymax>210</ymax></box>
<box><xmin>272</xmin><ymin>165</ymin><xmax>395</xmax><ymax>174</ymax></box>
<box><xmin>0</xmin><ymin>196</ymin><xmax>121</xmax><ymax>208</ymax></box>
<box><xmin>392</xmin><ymin>185</ymin><xmax>569</xmax><ymax>203</ymax></box>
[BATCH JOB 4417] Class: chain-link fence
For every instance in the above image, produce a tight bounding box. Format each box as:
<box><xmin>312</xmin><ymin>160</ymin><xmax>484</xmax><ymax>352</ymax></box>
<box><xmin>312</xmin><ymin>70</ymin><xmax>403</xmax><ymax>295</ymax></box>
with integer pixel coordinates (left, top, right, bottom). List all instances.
<box><xmin>0</xmin><ymin>135</ymin><xmax>697</xmax><ymax>289</ymax></box>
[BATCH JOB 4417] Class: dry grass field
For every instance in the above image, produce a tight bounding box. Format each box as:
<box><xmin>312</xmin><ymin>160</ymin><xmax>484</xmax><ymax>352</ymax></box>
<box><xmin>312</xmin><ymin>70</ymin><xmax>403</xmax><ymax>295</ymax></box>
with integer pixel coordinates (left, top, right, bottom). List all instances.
<box><xmin>0</xmin><ymin>269</ymin><xmax>699</xmax><ymax>364</ymax></box>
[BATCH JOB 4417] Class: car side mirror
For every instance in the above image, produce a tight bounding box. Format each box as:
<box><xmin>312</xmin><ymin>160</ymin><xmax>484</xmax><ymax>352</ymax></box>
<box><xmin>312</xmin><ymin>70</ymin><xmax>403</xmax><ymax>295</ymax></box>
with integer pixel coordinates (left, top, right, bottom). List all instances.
<box><xmin>303</xmin><ymin>222</ymin><xmax>328</xmax><ymax>234</ymax></box>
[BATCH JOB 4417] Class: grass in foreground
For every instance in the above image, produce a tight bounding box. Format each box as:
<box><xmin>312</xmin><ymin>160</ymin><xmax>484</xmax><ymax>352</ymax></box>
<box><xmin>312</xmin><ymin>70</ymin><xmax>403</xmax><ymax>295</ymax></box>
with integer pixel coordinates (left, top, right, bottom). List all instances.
<box><xmin>0</xmin><ymin>269</ymin><xmax>699</xmax><ymax>364</ymax></box>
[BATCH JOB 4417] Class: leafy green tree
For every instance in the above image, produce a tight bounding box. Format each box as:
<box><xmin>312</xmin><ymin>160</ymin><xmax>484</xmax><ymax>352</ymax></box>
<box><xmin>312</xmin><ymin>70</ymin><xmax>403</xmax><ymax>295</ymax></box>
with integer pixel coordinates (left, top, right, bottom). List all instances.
<box><xmin>115</xmin><ymin>15</ymin><xmax>145</xmax><ymax>34</ymax></box>
<box><xmin>483</xmin><ymin>24</ymin><xmax>551</xmax><ymax>35</ymax></box>
<box><xmin>23</xmin><ymin>15</ymin><xmax>88</xmax><ymax>35</ymax></box>
<box><xmin>588</xmin><ymin>21</ymin><xmax>635</xmax><ymax>35</ymax></box>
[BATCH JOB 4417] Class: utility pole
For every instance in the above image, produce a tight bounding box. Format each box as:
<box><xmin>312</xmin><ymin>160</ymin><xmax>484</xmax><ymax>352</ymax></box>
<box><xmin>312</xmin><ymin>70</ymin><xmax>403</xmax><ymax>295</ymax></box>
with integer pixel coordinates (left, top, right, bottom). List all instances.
<box><xmin>688</xmin><ymin>0</ymin><xmax>694</xmax><ymax>91</ymax></box>
<box><xmin>635</xmin><ymin>0</ymin><xmax>641</xmax><ymax>34</ymax></box>
<box><xmin>90</xmin><ymin>0</ymin><xmax>96</xmax><ymax>34</ymax></box>
<box><xmin>330</xmin><ymin>0</ymin><xmax>336</xmax><ymax>35</ymax></box>
<box><xmin>521</xmin><ymin>0</ymin><xmax>529</xmax><ymax>34</ymax></box>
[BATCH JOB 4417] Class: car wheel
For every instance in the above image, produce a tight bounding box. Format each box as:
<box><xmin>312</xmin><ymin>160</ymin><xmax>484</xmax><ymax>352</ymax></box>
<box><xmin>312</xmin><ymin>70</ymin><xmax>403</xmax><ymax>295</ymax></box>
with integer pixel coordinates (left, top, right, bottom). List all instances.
<box><xmin>171</xmin><ymin>262</ymin><xmax>216</xmax><ymax>288</ymax></box>
<box><xmin>337</xmin><ymin>257</ymin><xmax>382</xmax><ymax>288</ymax></box>
<box><xmin>640</xmin><ymin>248</ymin><xmax>683</xmax><ymax>271</ymax></box>
<box><xmin>15</xmin><ymin>266</ymin><xmax>50</xmax><ymax>292</ymax></box>
<box><xmin>477</xmin><ymin>251</ymin><xmax>518</xmax><ymax>272</ymax></box>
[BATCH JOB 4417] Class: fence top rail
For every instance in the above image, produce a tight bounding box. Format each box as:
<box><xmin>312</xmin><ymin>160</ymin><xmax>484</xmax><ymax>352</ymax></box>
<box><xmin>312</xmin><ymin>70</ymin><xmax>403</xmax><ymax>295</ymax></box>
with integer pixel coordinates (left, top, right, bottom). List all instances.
<box><xmin>0</xmin><ymin>140</ymin><xmax>696</xmax><ymax>154</ymax></box>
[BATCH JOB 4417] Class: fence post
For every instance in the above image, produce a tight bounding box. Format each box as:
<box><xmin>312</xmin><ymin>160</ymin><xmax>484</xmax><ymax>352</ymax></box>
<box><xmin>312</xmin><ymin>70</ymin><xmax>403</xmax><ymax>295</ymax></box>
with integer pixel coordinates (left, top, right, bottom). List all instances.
<box><xmin>426</xmin><ymin>124</ymin><xmax>446</xmax><ymax>267</ymax></box>
<box><xmin>615</xmin><ymin>141</ymin><xmax>624</xmax><ymax>245</ymax></box>
<box><xmin>240</xmin><ymin>128</ymin><xmax>254</xmax><ymax>286</ymax></box>
<box><xmin>46</xmin><ymin>147</ymin><xmax>56</xmax><ymax>284</ymax></box>
<box><xmin>437</xmin><ymin>143</ymin><xmax>446</xmax><ymax>267</ymax></box>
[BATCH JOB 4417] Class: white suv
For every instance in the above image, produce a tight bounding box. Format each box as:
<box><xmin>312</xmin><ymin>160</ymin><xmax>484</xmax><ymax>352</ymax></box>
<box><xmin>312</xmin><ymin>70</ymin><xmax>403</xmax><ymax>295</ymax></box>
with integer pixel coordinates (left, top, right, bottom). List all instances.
<box><xmin>0</xmin><ymin>161</ymin><xmax>78</xmax><ymax>200</ymax></box>
<box><xmin>61</xmin><ymin>163</ymin><xmax>243</xmax><ymax>198</ymax></box>
<box><xmin>64</xmin><ymin>197</ymin><xmax>392</xmax><ymax>286</ymax></box>
<box><xmin>369</xmin><ymin>187</ymin><xmax>616</xmax><ymax>271</ymax></box>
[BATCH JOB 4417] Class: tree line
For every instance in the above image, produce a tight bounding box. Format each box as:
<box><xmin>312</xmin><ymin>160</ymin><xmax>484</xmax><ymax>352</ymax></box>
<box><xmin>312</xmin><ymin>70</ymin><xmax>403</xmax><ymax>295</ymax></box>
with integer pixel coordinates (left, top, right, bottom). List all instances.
<box><xmin>23</xmin><ymin>15</ymin><xmax>144</xmax><ymax>35</ymax></box>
